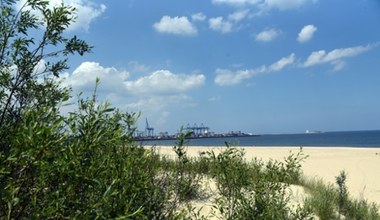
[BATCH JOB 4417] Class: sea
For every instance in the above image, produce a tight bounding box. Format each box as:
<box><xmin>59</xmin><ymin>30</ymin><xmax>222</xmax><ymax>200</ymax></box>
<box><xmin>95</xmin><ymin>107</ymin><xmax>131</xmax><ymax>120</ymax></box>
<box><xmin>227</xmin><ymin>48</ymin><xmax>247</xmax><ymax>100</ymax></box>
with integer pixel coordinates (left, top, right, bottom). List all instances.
<box><xmin>140</xmin><ymin>130</ymin><xmax>380</xmax><ymax>148</ymax></box>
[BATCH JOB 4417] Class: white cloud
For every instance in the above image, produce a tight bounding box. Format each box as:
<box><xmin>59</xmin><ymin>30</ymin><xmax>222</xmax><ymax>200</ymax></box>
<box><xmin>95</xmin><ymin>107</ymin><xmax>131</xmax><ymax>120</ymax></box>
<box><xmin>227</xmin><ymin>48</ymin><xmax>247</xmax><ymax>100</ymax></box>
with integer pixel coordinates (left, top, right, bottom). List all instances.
<box><xmin>297</xmin><ymin>24</ymin><xmax>317</xmax><ymax>43</ymax></box>
<box><xmin>262</xmin><ymin>0</ymin><xmax>317</xmax><ymax>10</ymax></box>
<box><xmin>64</xmin><ymin>61</ymin><xmax>129</xmax><ymax>95</ymax></box>
<box><xmin>124</xmin><ymin>70</ymin><xmax>205</xmax><ymax>95</ymax></box>
<box><xmin>209</xmin><ymin>17</ymin><xmax>233</xmax><ymax>33</ymax></box>
<box><xmin>192</xmin><ymin>12</ymin><xmax>207</xmax><ymax>21</ymax></box>
<box><xmin>215</xmin><ymin>68</ymin><xmax>257</xmax><ymax>86</ymax></box>
<box><xmin>125</xmin><ymin>95</ymin><xmax>194</xmax><ymax>113</ymax></box>
<box><xmin>331</xmin><ymin>60</ymin><xmax>346</xmax><ymax>71</ymax></box>
<box><xmin>64</xmin><ymin>62</ymin><xmax>205</xmax><ymax>97</ymax></box>
<box><xmin>153</xmin><ymin>16</ymin><xmax>197</xmax><ymax>36</ymax></box>
<box><xmin>212</xmin><ymin>0</ymin><xmax>317</xmax><ymax>10</ymax></box>
<box><xmin>269</xmin><ymin>53</ymin><xmax>296</xmax><ymax>71</ymax></box>
<box><xmin>62</xmin><ymin>62</ymin><xmax>205</xmax><ymax>126</ymax></box>
<box><xmin>215</xmin><ymin>53</ymin><xmax>295</xmax><ymax>86</ymax></box>
<box><xmin>211</xmin><ymin>0</ymin><xmax>261</xmax><ymax>6</ymax></box>
<box><xmin>208</xmin><ymin>9</ymin><xmax>250</xmax><ymax>33</ymax></box>
<box><xmin>303</xmin><ymin>44</ymin><xmax>376</xmax><ymax>69</ymax></box>
<box><xmin>303</xmin><ymin>50</ymin><xmax>326</xmax><ymax>67</ymax></box>
<box><xmin>255</xmin><ymin>28</ymin><xmax>281</xmax><ymax>42</ymax></box>
<box><xmin>17</xmin><ymin>0</ymin><xmax>106</xmax><ymax>32</ymax></box>
<box><xmin>228</xmin><ymin>9</ymin><xmax>250</xmax><ymax>22</ymax></box>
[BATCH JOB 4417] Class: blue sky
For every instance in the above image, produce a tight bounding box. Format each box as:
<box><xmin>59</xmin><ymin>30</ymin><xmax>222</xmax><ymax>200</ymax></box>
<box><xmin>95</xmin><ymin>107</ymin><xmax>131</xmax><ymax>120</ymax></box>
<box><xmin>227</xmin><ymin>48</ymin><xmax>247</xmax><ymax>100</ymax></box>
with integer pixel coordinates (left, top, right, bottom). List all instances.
<box><xmin>40</xmin><ymin>0</ymin><xmax>380</xmax><ymax>134</ymax></box>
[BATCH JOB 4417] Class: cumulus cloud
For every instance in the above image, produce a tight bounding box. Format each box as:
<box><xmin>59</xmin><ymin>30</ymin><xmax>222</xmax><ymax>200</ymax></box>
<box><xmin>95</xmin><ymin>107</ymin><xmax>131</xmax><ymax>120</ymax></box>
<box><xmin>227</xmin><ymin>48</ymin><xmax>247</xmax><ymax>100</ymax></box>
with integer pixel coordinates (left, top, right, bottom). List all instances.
<box><xmin>269</xmin><ymin>53</ymin><xmax>296</xmax><ymax>71</ymax></box>
<box><xmin>214</xmin><ymin>68</ymin><xmax>257</xmax><ymax>86</ymax></box>
<box><xmin>125</xmin><ymin>95</ymin><xmax>194</xmax><ymax>113</ymax></box>
<box><xmin>208</xmin><ymin>17</ymin><xmax>233</xmax><ymax>33</ymax></box>
<box><xmin>255</xmin><ymin>28</ymin><xmax>281</xmax><ymax>42</ymax></box>
<box><xmin>62</xmin><ymin>62</ymin><xmax>205</xmax><ymax>124</ymax></box>
<box><xmin>63</xmin><ymin>61</ymin><xmax>129</xmax><ymax>94</ymax></box>
<box><xmin>209</xmin><ymin>1</ymin><xmax>317</xmax><ymax>34</ymax></box>
<box><xmin>211</xmin><ymin>0</ymin><xmax>261</xmax><ymax>6</ymax></box>
<box><xmin>124</xmin><ymin>70</ymin><xmax>205</xmax><ymax>95</ymax></box>
<box><xmin>212</xmin><ymin>0</ymin><xmax>317</xmax><ymax>10</ymax></box>
<box><xmin>228</xmin><ymin>9</ymin><xmax>250</xmax><ymax>22</ymax></box>
<box><xmin>64</xmin><ymin>62</ymin><xmax>205</xmax><ymax>97</ymax></box>
<box><xmin>208</xmin><ymin>8</ymin><xmax>252</xmax><ymax>33</ymax></box>
<box><xmin>303</xmin><ymin>44</ymin><xmax>376</xmax><ymax>69</ymax></box>
<box><xmin>215</xmin><ymin>53</ymin><xmax>295</xmax><ymax>86</ymax></box>
<box><xmin>192</xmin><ymin>12</ymin><xmax>207</xmax><ymax>21</ymax></box>
<box><xmin>262</xmin><ymin>0</ymin><xmax>317</xmax><ymax>10</ymax></box>
<box><xmin>153</xmin><ymin>16</ymin><xmax>197</xmax><ymax>36</ymax></box>
<box><xmin>17</xmin><ymin>0</ymin><xmax>106</xmax><ymax>32</ymax></box>
<box><xmin>297</xmin><ymin>24</ymin><xmax>317</xmax><ymax>43</ymax></box>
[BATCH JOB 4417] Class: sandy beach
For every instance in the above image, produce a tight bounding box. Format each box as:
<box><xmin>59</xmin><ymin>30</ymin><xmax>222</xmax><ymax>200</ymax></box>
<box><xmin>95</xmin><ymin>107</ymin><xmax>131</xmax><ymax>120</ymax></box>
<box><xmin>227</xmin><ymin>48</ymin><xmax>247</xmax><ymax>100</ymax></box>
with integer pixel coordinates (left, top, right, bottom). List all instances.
<box><xmin>154</xmin><ymin>146</ymin><xmax>380</xmax><ymax>205</ymax></box>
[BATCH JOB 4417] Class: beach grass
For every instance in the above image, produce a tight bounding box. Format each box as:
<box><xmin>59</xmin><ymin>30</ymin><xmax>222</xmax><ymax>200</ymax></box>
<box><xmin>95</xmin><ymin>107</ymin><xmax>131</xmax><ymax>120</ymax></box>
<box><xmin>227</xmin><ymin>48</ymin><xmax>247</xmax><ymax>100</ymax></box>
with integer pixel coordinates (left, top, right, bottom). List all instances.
<box><xmin>153</xmin><ymin>143</ymin><xmax>380</xmax><ymax>219</ymax></box>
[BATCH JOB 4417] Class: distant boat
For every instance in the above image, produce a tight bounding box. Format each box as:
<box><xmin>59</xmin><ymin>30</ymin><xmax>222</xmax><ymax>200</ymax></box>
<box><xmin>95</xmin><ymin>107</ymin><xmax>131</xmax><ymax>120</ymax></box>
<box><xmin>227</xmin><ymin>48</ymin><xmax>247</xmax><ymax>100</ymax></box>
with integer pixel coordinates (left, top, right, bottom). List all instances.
<box><xmin>305</xmin><ymin>130</ymin><xmax>322</xmax><ymax>134</ymax></box>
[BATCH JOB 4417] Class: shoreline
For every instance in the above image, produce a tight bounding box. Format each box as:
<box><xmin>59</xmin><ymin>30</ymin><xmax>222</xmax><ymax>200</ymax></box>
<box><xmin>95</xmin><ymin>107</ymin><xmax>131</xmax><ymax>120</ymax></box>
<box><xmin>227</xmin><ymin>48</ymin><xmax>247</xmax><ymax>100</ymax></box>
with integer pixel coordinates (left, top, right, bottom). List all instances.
<box><xmin>152</xmin><ymin>146</ymin><xmax>380</xmax><ymax>205</ymax></box>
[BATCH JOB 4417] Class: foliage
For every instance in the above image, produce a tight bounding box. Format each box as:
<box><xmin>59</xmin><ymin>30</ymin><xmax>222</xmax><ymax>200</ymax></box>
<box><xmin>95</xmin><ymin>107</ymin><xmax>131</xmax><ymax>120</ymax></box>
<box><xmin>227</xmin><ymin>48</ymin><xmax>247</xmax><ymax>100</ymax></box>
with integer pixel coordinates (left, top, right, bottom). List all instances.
<box><xmin>335</xmin><ymin>170</ymin><xmax>380</xmax><ymax>220</ymax></box>
<box><xmin>303</xmin><ymin>178</ymin><xmax>338</xmax><ymax>220</ymax></box>
<box><xmin>203</xmin><ymin>144</ymin><xmax>312</xmax><ymax>220</ymax></box>
<box><xmin>0</xmin><ymin>0</ymin><xmax>91</xmax><ymax>147</ymax></box>
<box><xmin>302</xmin><ymin>173</ymin><xmax>380</xmax><ymax>220</ymax></box>
<box><xmin>172</xmin><ymin>128</ymin><xmax>204</xmax><ymax>202</ymax></box>
<box><xmin>336</xmin><ymin>170</ymin><xmax>348</xmax><ymax>215</ymax></box>
<box><xmin>0</xmin><ymin>80</ymin><xmax>167</xmax><ymax>218</ymax></box>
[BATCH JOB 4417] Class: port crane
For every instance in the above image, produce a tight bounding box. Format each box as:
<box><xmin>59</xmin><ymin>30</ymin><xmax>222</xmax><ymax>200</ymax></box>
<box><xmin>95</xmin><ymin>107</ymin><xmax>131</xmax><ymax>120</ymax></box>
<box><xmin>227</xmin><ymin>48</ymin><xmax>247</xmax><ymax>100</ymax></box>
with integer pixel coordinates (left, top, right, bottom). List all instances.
<box><xmin>145</xmin><ymin>118</ymin><xmax>154</xmax><ymax>137</ymax></box>
<box><xmin>185</xmin><ymin>123</ymin><xmax>209</xmax><ymax>136</ymax></box>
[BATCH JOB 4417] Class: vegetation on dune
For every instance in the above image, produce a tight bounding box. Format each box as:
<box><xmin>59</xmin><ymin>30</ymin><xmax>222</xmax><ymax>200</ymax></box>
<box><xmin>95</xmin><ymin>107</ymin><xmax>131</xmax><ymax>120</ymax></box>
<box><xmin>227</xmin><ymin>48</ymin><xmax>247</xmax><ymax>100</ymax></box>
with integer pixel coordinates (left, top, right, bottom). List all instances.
<box><xmin>302</xmin><ymin>171</ymin><xmax>380</xmax><ymax>220</ymax></box>
<box><xmin>1</xmin><ymin>0</ymin><xmax>379</xmax><ymax>219</ymax></box>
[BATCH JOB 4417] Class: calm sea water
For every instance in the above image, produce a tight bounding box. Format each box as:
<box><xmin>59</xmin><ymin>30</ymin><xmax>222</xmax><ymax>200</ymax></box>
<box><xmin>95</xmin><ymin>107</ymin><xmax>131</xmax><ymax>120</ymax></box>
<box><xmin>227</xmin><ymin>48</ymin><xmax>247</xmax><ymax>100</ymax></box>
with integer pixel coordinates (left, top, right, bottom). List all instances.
<box><xmin>140</xmin><ymin>130</ymin><xmax>380</xmax><ymax>148</ymax></box>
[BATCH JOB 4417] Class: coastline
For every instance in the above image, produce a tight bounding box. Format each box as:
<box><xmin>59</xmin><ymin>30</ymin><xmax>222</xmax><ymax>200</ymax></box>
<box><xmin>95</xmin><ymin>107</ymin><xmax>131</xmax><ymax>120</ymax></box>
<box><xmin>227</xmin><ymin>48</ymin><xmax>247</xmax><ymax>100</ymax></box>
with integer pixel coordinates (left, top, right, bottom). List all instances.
<box><xmin>152</xmin><ymin>146</ymin><xmax>380</xmax><ymax>206</ymax></box>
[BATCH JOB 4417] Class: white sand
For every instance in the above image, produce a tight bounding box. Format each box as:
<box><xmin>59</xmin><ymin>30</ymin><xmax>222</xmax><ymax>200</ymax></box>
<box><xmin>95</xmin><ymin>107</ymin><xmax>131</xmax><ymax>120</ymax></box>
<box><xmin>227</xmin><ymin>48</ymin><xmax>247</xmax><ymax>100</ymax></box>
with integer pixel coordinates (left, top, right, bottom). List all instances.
<box><xmin>154</xmin><ymin>146</ymin><xmax>380</xmax><ymax>205</ymax></box>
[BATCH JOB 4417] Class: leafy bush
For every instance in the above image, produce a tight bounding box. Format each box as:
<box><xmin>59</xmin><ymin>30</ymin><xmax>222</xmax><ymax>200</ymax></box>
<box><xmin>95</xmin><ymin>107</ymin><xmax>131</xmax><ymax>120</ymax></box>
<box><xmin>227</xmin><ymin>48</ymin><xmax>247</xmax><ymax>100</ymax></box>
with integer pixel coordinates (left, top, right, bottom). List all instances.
<box><xmin>172</xmin><ymin>129</ymin><xmax>204</xmax><ymax>202</ymax></box>
<box><xmin>335</xmin><ymin>170</ymin><xmax>380</xmax><ymax>220</ymax></box>
<box><xmin>303</xmin><ymin>178</ymin><xmax>338</xmax><ymax>220</ymax></box>
<box><xmin>203</xmin><ymin>144</ymin><xmax>312</xmax><ymax>219</ymax></box>
<box><xmin>344</xmin><ymin>199</ymin><xmax>380</xmax><ymax>220</ymax></box>
<box><xmin>302</xmin><ymin>172</ymin><xmax>380</xmax><ymax>220</ymax></box>
<box><xmin>1</xmin><ymin>80</ymin><xmax>176</xmax><ymax>218</ymax></box>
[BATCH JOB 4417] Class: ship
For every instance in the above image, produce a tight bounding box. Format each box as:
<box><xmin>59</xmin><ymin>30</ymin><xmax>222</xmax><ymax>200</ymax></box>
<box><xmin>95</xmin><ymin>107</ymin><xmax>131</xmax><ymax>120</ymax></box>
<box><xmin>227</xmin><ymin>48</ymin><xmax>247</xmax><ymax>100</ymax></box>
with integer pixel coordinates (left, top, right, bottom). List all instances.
<box><xmin>305</xmin><ymin>130</ymin><xmax>322</xmax><ymax>134</ymax></box>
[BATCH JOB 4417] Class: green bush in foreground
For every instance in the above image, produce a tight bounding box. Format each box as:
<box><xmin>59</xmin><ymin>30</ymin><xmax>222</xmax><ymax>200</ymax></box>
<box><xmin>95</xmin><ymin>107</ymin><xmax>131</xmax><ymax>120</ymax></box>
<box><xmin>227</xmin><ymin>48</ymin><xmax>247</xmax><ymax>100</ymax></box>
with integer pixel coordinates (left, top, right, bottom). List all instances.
<box><xmin>1</xmin><ymin>82</ymin><xmax>172</xmax><ymax>218</ymax></box>
<box><xmin>203</xmin><ymin>145</ymin><xmax>312</xmax><ymax>220</ymax></box>
<box><xmin>302</xmin><ymin>172</ymin><xmax>380</xmax><ymax>220</ymax></box>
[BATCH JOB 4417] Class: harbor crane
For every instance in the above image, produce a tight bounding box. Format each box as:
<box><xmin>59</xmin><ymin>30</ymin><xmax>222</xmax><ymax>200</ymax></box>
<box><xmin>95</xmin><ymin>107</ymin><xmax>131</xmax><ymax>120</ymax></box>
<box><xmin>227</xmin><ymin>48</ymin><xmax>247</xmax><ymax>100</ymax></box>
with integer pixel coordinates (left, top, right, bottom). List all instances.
<box><xmin>185</xmin><ymin>123</ymin><xmax>210</xmax><ymax>136</ymax></box>
<box><xmin>145</xmin><ymin>118</ymin><xmax>154</xmax><ymax>137</ymax></box>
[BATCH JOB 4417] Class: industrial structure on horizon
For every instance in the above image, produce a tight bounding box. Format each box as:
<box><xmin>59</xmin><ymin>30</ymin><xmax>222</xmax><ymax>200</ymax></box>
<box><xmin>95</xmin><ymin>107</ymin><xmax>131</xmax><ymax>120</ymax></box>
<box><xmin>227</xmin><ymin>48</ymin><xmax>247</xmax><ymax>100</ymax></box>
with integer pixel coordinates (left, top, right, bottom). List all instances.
<box><xmin>134</xmin><ymin>119</ymin><xmax>254</xmax><ymax>141</ymax></box>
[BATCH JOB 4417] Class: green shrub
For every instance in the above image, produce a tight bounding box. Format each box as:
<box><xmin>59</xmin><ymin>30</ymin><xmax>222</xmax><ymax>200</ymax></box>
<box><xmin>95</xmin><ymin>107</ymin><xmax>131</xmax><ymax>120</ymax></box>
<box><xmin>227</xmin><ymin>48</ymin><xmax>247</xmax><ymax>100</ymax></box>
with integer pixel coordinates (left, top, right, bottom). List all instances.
<box><xmin>171</xmin><ymin>128</ymin><xmax>204</xmax><ymax>202</ymax></box>
<box><xmin>335</xmin><ymin>170</ymin><xmax>380</xmax><ymax>220</ymax></box>
<box><xmin>204</xmin><ymin>145</ymin><xmax>312</xmax><ymax>219</ymax></box>
<box><xmin>302</xmin><ymin>172</ymin><xmax>380</xmax><ymax>220</ymax></box>
<box><xmin>344</xmin><ymin>199</ymin><xmax>380</xmax><ymax>220</ymax></box>
<box><xmin>0</xmin><ymin>80</ymin><xmax>179</xmax><ymax>219</ymax></box>
<box><xmin>304</xmin><ymin>179</ymin><xmax>337</xmax><ymax>220</ymax></box>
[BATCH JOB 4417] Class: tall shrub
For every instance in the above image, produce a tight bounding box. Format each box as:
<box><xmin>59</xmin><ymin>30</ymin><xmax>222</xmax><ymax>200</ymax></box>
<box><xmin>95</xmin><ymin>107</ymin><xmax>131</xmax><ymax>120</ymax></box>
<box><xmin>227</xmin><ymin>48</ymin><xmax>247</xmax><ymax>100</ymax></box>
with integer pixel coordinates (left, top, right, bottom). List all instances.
<box><xmin>1</xmin><ymin>0</ymin><xmax>90</xmax><ymax>217</ymax></box>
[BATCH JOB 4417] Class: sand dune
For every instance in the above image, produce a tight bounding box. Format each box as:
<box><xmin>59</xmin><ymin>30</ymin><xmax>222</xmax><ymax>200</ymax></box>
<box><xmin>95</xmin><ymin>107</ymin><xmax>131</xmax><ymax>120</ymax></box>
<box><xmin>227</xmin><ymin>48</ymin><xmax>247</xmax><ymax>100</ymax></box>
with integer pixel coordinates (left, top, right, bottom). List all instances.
<box><xmin>155</xmin><ymin>146</ymin><xmax>380</xmax><ymax>205</ymax></box>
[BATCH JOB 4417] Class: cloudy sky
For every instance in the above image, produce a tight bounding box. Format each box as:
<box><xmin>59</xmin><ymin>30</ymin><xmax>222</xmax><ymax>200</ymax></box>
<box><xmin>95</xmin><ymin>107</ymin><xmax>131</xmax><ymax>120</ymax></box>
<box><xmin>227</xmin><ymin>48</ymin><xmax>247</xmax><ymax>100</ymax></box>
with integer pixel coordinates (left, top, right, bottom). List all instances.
<box><xmin>52</xmin><ymin>0</ymin><xmax>380</xmax><ymax>134</ymax></box>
